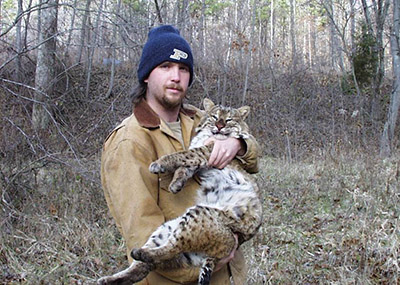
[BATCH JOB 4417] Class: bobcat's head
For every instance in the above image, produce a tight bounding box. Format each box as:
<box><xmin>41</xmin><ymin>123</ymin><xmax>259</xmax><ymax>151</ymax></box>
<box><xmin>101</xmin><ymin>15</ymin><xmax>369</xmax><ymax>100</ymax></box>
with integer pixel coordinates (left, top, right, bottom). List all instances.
<box><xmin>196</xmin><ymin>98</ymin><xmax>250</xmax><ymax>140</ymax></box>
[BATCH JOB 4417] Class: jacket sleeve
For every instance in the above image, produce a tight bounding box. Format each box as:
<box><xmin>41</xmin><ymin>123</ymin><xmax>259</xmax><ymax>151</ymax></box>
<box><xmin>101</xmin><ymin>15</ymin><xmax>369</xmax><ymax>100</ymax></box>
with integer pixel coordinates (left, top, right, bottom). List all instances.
<box><xmin>236</xmin><ymin>134</ymin><xmax>260</xmax><ymax>174</ymax></box>
<box><xmin>101</xmin><ymin>134</ymin><xmax>199</xmax><ymax>283</ymax></box>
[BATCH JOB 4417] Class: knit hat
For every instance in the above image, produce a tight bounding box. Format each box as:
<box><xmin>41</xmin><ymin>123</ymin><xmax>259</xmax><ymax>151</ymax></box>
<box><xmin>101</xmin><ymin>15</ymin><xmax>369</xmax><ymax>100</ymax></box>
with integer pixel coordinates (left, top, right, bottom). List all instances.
<box><xmin>137</xmin><ymin>25</ymin><xmax>194</xmax><ymax>85</ymax></box>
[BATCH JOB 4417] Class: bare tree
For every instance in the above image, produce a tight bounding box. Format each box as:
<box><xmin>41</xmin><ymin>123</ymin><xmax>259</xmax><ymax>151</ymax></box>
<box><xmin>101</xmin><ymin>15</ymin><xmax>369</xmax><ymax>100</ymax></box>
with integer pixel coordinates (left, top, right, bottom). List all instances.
<box><xmin>32</xmin><ymin>0</ymin><xmax>58</xmax><ymax>130</ymax></box>
<box><xmin>290</xmin><ymin>0</ymin><xmax>297</xmax><ymax>70</ymax></box>
<box><xmin>105</xmin><ymin>0</ymin><xmax>121</xmax><ymax>99</ymax></box>
<box><xmin>154</xmin><ymin>0</ymin><xmax>163</xmax><ymax>24</ymax></box>
<box><xmin>360</xmin><ymin>0</ymin><xmax>390</xmax><ymax>121</ymax></box>
<box><xmin>23</xmin><ymin>0</ymin><xmax>33</xmax><ymax>50</ymax></box>
<box><xmin>85</xmin><ymin>0</ymin><xmax>104</xmax><ymax>98</ymax></box>
<box><xmin>64</xmin><ymin>0</ymin><xmax>78</xmax><ymax>58</ymax></box>
<box><xmin>270</xmin><ymin>0</ymin><xmax>275</xmax><ymax>69</ymax></box>
<box><xmin>199</xmin><ymin>0</ymin><xmax>206</xmax><ymax>58</ymax></box>
<box><xmin>321</xmin><ymin>0</ymin><xmax>361</xmax><ymax>96</ymax></box>
<box><xmin>15</xmin><ymin>0</ymin><xmax>23</xmax><ymax>80</ymax></box>
<box><xmin>77</xmin><ymin>0</ymin><xmax>91</xmax><ymax>64</ymax></box>
<box><xmin>176</xmin><ymin>0</ymin><xmax>189</xmax><ymax>31</ymax></box>
<box><xmin>380</xmin><ymin>0</ymin><xmax>400</xmax><ymax>156</ymax></box>
<box><xmin>242</xmin><ymin>0</ymin><xmax>257</xmax><ymax>104</ymax></box>
<box><xmin>0</xmin><ymin>0</ymin><xmax>2</xmax><ymax>34</ymax></box>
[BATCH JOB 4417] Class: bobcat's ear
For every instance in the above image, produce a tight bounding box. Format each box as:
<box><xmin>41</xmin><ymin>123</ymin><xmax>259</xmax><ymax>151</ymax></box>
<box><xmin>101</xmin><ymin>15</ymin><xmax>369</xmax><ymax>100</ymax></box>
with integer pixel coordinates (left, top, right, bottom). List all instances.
<box><xmin>238</xmin><ymin>106</ymin><xmax>250</xmax><ymax>120</ymax></box>
<box><xmin>203</xmin><ymin>98</ymin><xmax>215</xmax><ymax>111</ymax></box>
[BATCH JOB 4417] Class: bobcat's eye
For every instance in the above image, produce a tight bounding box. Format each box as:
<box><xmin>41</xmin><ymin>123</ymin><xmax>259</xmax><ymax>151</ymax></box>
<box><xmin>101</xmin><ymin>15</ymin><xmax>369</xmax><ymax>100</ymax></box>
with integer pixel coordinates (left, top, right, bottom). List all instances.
<box><xmin>212</xmin><ymin>115</ymin><xmax>218</xmax><ymax>120</ymax></box>
<box><xmin>226</xmin><ymin>118</ymin><xmax>232</xmax><ymax>123</ymax></box>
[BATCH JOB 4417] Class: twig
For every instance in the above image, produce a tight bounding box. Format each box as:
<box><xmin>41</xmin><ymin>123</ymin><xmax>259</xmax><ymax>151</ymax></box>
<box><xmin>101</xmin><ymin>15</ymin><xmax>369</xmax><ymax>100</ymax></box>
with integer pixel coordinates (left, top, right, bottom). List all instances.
<box><xmin>4</xmin><ymin>117</ymin><xmax>36</xmax><ymax>154</ymax></box>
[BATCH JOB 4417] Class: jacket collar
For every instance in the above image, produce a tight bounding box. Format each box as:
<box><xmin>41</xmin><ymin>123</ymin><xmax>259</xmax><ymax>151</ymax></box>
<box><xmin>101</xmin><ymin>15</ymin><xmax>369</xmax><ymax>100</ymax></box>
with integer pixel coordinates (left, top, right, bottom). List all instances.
<box><xmin>133</xmin><ymin>99</ymin><xmax>196</xmax><ymax>129</ymax></box>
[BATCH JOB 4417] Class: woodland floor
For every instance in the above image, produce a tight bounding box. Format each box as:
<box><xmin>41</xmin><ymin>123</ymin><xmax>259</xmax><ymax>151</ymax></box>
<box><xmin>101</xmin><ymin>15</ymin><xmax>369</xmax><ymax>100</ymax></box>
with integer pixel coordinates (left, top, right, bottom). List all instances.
<box><xmin>1</xmin><ymin>151</ymin><xmax>399</xmax><ymax>284</ymax></box>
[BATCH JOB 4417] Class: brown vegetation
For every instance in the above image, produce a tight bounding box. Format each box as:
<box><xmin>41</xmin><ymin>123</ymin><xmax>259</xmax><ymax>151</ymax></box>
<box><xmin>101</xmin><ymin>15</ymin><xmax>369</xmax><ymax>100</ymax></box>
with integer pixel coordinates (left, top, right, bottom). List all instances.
<box><xmin>246</xmin><ymin>155</ymin><xmax>399</xmax><ymax>283</ymax></box>
<box><xmin>1</xmin><ymin>61</ymin><xmax>399</xmax><ymax>283</ymax></box>
<box><xmin>1</xmin><ymin>0</ymin><xmax>399</xmax><ymax>283</ymax></box>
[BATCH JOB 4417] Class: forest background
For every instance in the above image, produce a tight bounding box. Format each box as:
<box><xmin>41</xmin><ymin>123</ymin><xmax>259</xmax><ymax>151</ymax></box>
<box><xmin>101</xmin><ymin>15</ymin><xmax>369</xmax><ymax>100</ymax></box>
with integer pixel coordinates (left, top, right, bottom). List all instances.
<box><xmin>1</xmin><ymin>0</ymin><xmax>399</xmax><ymax>283</ymax></box>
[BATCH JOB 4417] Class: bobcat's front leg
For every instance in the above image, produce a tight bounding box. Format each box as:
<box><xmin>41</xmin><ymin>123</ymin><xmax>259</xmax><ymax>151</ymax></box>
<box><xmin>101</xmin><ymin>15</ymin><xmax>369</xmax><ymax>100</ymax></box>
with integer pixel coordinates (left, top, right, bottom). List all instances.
<box><xmin>149</xmin><ymin>145</ymin><xmax>212</xmax><ymax>174</ymax></box>
<box><xmin>150</xmin><ymin>145</ymin><xmax>213</xmax><ymax>193</ymax></box>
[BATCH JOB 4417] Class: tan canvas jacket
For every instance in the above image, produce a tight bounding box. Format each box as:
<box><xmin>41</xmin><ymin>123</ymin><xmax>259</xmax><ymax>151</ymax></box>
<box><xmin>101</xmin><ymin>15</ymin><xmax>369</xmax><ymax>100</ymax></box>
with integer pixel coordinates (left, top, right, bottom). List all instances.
<box><xmin>101</xmin><ymin>99</ymin><xmax>260</xmax><ymax>284</ymax></box>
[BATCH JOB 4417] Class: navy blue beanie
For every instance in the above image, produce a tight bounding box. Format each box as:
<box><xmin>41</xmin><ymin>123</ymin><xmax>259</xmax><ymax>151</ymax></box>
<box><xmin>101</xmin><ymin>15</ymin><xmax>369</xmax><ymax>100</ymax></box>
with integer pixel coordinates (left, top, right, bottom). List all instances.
<box><xmin>138</xmin><ymin>25</ymin><xmax>194</xmax><ymax>85</ymax></box>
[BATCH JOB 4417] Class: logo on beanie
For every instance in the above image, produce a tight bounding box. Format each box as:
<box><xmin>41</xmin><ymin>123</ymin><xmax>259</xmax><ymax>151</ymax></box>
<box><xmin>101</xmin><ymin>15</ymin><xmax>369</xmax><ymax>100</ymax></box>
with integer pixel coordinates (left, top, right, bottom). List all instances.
<box><xmin>170</xmin><ymin>48</ymin><xmax>188</xmax><ymax>61</ymax></box>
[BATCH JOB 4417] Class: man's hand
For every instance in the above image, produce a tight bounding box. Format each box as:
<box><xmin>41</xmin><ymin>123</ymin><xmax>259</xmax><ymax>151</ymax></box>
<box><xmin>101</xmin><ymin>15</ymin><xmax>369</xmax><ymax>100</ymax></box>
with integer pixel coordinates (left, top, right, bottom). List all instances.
<box><xmin>205</xmin><ymin>137</ymin><xmax>246</xmax><ymax>169</ymax></box>
<box><xmin>214</xmin><ymin>234</ymin><xmax>239</xmax><ymax>272</ymax></box>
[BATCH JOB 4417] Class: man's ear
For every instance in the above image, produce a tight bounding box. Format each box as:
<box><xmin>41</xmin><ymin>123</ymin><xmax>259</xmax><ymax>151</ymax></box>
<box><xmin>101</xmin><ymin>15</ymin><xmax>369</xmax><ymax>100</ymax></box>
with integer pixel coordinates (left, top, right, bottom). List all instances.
<box><xmin>203</xmin><ymin>98</ymin><xmax>215</xmax><ymax>111</ymax></box>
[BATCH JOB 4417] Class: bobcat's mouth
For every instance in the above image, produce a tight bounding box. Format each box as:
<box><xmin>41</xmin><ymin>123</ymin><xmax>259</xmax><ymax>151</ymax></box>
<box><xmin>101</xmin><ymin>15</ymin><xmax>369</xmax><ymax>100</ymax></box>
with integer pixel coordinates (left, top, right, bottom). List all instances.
<box><xmin>212</xmin><ymin>130</ymin><xmax>230</xmax><ymax>139</ymax></box>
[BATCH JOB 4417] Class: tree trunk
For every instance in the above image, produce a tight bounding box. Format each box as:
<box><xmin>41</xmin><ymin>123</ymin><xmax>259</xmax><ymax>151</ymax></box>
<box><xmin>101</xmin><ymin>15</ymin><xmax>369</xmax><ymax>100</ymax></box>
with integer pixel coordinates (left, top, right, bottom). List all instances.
<box><xmin>32</xmin><ymin>0</ymin><xmax>58</xmax><ymax>130</ymax></box>
<box><xmin>77</xmin><ymin>0</ymin><xmax>91</xmax><ymax>64</ymax></box>
<box><xmin>105</xmin><ymin>0</ymin><xmax>121</xmax><ymax>99</ymax></box>
<box><xmin>65</xmin><ymin>0</ymin><xmax>78</xmax><ymax>58</ymax></box>
<box><xmin>242</xmin><ymin>0</ymin><xmax>257</xmax><ymax>104</ymax></box>
<box><xmin>199</xmin><ymin>0</ymin><xmax>206</xmax><ymax>59</ymax></box>
<box><xmin>289</xmin><ymin>0</ymin><xmax>297</xmax><ymax>70</ymax></box>
<box><xmin>270</xmin><ymin>0</ymin><xmax>274</xmax><ymax>68</ymax></box>
<box><xmin>371</xmin><ymin>0</ymin><xmax>390</xmax><ymax>121</ymax></box>
<box><xmin>23</xmin><ymin>0</ymin><xmax>33</xmax><ymax>50</ymax></box>
<box><xmin>154</xmin><ymin>0</ymin><xmax>163</xmax><ymax>23</ymax></box>
<box><xmin>15</xmin><ymin>0</ymin><xmax>23</xmax><ymax>81</ymax></box>
<box><xmin>0</xmin><ymin>0</ymin><xmax>2</xmax><ymax>34</ymax></box>
<box><xmin>349</xmin><ymin>0</ymin><xmax>355</xmax><ymax>53</ymax></box>
<box><xmin>309</xmin><ymin>15</ymin><xmax>317</xmax><ymax>70</ymax></box>
<box><xmin>361</xmin><ymin>0</ymin><xmax>390</xmax><ymax>122</ymax></box>
<box><xmin>328</xmin><ymin>0</ymin><xmax>336</xmax><ymax>70</ymax></box>
<box><xmin>85</xmin><ymin>0</ymin><xmax>103</xmax><ymax>98</ymax></box>
<box><xmin>177</xmin><ymin>0</ymin><xmax>188</xmax><ymax>31</ymax></box>
<box><xmin>380</xmin><ymin>0</ymin><xmax>400</xmax><ymax>157</ymax></box>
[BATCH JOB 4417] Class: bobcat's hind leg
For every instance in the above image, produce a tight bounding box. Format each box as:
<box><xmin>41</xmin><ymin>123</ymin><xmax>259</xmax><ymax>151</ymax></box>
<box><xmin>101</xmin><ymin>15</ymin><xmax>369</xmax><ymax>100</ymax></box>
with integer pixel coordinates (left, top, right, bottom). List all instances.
<box><xmin>97</xmin><ymin>260</ymin><xmax>154</xmax><ymax>285</ymax></box>
<box><xmin>131</xmin><ymin>241</ymin><xmax>180</xmax><ymax>264</ymax></box>
<box><xmin>198</xmin><ymin>257</ymin><xmax>217</xmax><ymax>285</ymax></box>
<box><xmin>131</xmin><ymin>208</ymin><xmax>204</xmax><ymax>263</ymax></box>
<box><xmin>132</xmin><ymin>206</ymin><xmax>236</xmax><ymax>266</ymax></box>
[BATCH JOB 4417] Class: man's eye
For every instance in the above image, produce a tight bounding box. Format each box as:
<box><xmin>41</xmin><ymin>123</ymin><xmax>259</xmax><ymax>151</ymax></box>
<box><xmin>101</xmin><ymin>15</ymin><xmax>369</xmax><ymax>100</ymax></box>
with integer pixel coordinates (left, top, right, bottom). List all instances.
<box><xmin>180</xmin><ymin>66</ymin><xmax>189</xmax><ymax>72</ymax></box>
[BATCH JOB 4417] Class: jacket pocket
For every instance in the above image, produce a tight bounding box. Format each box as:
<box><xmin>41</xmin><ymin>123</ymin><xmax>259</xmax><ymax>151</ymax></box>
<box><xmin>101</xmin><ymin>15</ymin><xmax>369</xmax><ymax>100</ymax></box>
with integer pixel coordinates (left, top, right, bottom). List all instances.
<box><xmin>158</xmin><ymin>172</ymin><xmax>173</xmax><ymax>192</ymax></box>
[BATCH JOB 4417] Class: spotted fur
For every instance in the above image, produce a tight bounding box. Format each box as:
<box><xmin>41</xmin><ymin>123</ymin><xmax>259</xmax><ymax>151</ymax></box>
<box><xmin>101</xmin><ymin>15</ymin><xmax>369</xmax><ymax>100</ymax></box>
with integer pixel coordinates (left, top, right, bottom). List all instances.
<box><xmin>97</xmin><ymin>98</ymin><xmax>262</xmax><ymax>285</ymax></box>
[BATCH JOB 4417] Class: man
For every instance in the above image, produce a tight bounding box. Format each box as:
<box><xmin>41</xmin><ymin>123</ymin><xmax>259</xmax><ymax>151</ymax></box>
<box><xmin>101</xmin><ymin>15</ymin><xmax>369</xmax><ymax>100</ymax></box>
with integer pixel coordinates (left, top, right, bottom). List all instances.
<box><xmin>101</xmin><ymin>25</ymin><xmax>260</xmax><ymax>284</ymax></box>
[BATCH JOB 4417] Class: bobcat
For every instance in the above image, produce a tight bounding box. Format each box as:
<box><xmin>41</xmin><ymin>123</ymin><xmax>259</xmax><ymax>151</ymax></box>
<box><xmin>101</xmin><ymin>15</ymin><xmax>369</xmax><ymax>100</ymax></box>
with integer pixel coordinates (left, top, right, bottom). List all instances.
<box><xmin>98</xmin><ymin>98</ymin><xmax>263</xmax><ymax>285</ymax></box>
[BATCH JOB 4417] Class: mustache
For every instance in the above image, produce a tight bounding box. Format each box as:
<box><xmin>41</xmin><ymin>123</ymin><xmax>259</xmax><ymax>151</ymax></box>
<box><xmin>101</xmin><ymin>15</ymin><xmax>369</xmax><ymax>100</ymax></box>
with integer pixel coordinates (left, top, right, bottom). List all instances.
<box><xmin>165</xmin><ymin>84</ymin><xmax>183</xmax><ymax>91</ymax></box>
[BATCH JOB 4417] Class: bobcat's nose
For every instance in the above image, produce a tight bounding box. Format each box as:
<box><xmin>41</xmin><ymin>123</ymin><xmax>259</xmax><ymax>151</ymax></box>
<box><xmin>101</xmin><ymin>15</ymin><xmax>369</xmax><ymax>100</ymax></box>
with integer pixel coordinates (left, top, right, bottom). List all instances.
<box><xmin>215</xmin><ymin>119</ymin><xmax>226</xmax><ymax>131</ymax></box>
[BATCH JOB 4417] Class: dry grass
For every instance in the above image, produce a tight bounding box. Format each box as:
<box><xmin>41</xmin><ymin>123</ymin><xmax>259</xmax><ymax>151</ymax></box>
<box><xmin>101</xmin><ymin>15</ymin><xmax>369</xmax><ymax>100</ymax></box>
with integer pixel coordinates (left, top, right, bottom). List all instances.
<box><xmin>1</xmin><ymin>152</ymin><xmax>399</xmax><ymax>284</ymax></box>
<box><xmin>1</xmin><ymin>159</ymin><xmax>127</xmax><ymax>284</ymax></box>
<box><xmin>245</xmin><ymin>153</ymin><xmax>400</xmax><ymax>284</ymax></box>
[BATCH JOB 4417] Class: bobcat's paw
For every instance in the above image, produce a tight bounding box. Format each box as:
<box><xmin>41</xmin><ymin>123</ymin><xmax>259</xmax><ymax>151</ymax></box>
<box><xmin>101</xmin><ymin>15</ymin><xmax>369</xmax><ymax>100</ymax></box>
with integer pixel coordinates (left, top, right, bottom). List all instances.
<box><xmin>97</xmin><ymin>276</ymin><xmax>125</xmax><ymax>285</ymax></box>
<box><xmin>97</xmin><ymin>277</ymin><xmax>108</xmax><ymax>285</ymax></box>
<box><xmin>149</xmin><ymin>162</ymin><xmax>165</xmax><ymax>174</ymax></box>
<box><xmin>131</xmin><ymin>248</ymin><xmax>154</xmax><ymax>264</ymax></box>
<box><xmin>169</xmin><ymin>180</ymin><xmax>184</xmax><ymax>194</ymax></box>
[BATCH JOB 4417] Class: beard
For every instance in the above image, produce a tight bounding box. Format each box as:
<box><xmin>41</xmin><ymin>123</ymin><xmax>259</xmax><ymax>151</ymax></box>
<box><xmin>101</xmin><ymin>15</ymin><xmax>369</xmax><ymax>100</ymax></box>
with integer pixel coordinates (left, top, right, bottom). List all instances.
<box><xmin>160</xmin><ymin>94</ymin><xmax>184</xmax><ymax>109</ymax></box>
<box><xmin>145</xmin><ymin>81</ymin><xmax>187</xmax><ymax>111</ymax></box>
<box><xmin>157</xmin><ymin>85</ymin><xmax>186</xmax><ymax>109</ymax></box>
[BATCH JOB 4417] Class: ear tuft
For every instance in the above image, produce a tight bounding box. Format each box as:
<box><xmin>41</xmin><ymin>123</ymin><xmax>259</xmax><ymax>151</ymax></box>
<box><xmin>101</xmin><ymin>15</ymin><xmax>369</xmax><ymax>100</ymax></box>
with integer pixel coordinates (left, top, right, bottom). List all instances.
<box><xmin>203</xmin><ymin>98</ymin><xmax>215</xmax><ymax>111</ymax></box>
<box><xmin>238</xmin><ymin>106</ymin><xmax>250</xmax><ymax>119</ymax></box>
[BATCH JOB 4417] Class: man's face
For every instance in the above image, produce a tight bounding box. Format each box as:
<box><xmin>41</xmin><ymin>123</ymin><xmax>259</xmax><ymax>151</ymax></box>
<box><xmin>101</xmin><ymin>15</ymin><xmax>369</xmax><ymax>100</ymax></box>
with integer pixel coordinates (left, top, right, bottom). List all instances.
<box><xmin>145</xmin><ymin>61</ymin><xmax>190</xmax><ymax>110</ymax></box>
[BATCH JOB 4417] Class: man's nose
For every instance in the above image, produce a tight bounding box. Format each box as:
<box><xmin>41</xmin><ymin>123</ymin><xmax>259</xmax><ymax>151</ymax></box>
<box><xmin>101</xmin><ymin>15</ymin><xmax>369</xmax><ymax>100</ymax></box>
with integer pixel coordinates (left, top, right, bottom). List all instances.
<box><xmin>170</xmin><ymin>66</ymin><xmax>181</xmax><ymax>82</ymax></box>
